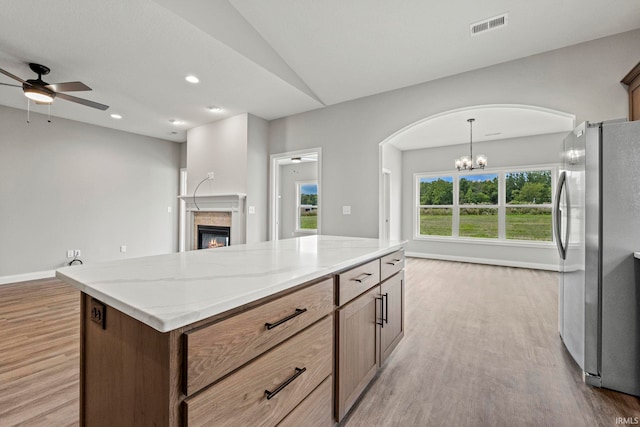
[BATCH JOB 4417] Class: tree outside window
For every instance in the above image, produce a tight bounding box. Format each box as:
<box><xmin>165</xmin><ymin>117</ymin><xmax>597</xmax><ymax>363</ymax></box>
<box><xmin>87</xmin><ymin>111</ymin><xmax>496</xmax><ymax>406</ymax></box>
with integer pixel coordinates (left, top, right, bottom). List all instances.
<box><xmin>459</xmin><ymin>174</ymin><xmax>499</xmax><ymax>239</ymax></box>
<box><xmin>418</xmin><ymin>176</ymin><xmax>453</xmax><ymax>236</ymax></box>
<box><xmin>505</xmin><ymin>171</ymin><xmax>552</xmax><ymax>241</ymax></box>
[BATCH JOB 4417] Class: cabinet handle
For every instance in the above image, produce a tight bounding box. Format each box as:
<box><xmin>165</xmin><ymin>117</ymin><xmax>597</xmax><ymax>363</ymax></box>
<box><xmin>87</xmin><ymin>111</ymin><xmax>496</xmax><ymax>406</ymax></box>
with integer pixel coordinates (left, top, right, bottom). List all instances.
<box><xmin>376</xmin><ymin>296</ymin><xmax>384</xmax><ymax>328</ymax></box>
<box><xmin>352</xmin><ymin>272</ymin><xmax>373</xmax><ymax>283</ymax></box>
<box><xmin>386</xmin><ymin>259</ymin><xmax>402</xmax><ymax>266</ymax></box>
<box><xmin>265</xmin><ymin>308</ymin><xmax>307</xmax><ymax>330</ymax></box>
<box><xmin>264</xmin><ymin>367</ymin><xmax>306</xmax><ymax>400</ymax></box>
<box><xmin>383</xmin><ymin>292</ymin><xmax>389</xmax><ymax>324</ymax></box>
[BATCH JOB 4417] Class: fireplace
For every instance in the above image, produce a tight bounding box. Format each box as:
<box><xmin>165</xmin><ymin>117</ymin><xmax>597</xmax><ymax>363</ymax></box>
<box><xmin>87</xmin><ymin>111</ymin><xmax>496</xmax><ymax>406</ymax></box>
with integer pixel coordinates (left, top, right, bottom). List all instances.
<box><xmin>197</xmin><ymin>225</ymin><xmax>231</xmax><ymax>249</ymax></box>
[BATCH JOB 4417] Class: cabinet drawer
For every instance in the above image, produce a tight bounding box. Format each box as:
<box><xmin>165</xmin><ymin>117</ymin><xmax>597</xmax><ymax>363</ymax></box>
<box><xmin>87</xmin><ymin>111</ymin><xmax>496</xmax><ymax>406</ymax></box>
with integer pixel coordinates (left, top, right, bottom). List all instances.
<box><xmin>380</xmin><ymin>250</ymin><xmax>404</xmax><ymax>282</ymax></box>
<box><xmin>336</xmin><ymin>259</ymin><xmax>380</xmax><ymax>306</ymax></box>
<box><xmin>277</xmin><ymin>376</ymin><xmax>332</xmax><ymax>427</ymax></box>
<box><xmin>184</xmin><ymin>316</ymin><xmax>333</xmax><ymax>427</ymax></box>
<box><xmin>185</xmin><ymin>278</ymin><xmax>333</xmax><ymax>395</ymax></box>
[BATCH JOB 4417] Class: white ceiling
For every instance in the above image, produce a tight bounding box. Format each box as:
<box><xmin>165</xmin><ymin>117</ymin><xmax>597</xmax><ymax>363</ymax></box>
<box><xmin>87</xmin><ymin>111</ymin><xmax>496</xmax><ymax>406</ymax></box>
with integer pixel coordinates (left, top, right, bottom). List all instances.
<box><xmin>0</xmin><ymin>0</ymin><xmax>638</xmax><ymax>143</ymax></box>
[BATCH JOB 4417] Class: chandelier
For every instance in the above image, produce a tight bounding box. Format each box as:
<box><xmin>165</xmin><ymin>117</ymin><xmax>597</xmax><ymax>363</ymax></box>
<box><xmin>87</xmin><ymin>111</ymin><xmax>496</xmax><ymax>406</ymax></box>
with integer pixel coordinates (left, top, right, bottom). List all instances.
<box><xmin>455</xmin><ymin>118</ymin><xmax>487</xmax><ymax>171</ymax></box>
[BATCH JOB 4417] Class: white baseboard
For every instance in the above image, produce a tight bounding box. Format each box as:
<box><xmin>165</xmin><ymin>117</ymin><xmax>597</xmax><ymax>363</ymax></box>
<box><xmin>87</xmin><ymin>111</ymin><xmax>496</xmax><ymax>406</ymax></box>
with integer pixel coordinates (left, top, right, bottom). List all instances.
<box><xmin>0</xmin><ymin>270</ymin><xmax>56</xmax><ymax>286</ymax></box>
<box><xmin>405</xmin><ymin>251</ymin><xmax>560</xmax><ymax>272</ymax></box>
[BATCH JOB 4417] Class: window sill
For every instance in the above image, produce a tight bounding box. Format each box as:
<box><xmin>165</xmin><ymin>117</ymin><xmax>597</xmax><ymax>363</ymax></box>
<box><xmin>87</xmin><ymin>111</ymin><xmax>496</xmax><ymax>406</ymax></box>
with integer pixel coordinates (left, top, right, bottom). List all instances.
<box><xmin>412</xmin><ymin>235</ymin><xmax>556</xmax><ymax>248</ymax></box>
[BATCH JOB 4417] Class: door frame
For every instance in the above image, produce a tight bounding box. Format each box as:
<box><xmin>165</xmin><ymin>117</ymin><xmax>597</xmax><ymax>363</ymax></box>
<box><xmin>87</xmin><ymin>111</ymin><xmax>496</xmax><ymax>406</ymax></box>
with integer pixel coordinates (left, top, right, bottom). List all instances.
<box><xmin>269</xmin><ymin>148</ymin><xmax>322</xmax><ymax>240</ymax></box>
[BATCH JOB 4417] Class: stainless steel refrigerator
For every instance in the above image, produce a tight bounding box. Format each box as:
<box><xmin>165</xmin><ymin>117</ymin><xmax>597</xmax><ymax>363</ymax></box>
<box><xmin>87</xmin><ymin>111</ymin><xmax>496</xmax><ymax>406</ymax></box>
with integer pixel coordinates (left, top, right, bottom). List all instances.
<box><xmin>555</xmin><ymin>119</ymin><xmax>640</xmax><ymax>396</ymax></box>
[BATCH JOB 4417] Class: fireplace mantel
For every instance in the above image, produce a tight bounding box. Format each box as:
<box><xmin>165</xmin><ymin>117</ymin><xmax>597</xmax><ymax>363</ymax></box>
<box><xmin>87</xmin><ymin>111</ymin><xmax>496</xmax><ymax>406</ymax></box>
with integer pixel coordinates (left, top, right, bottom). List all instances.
<box><xmin>178</xmin><ymin>193</ymin><xmax>246</xmax><ymax>211</ymax></box>
<box><xmin>178</xmin><ymin>193</ymin><xmax>247</xmax><ymax>250</ymax></box>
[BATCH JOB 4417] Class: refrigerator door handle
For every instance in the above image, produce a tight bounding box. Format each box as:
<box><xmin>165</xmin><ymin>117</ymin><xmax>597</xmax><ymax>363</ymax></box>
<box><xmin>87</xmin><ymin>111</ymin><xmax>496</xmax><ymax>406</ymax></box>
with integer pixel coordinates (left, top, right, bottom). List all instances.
<box><xmin>554</xmin><ymin>171</ymin><xmax>567</xmax><ymax>260</ymax></box>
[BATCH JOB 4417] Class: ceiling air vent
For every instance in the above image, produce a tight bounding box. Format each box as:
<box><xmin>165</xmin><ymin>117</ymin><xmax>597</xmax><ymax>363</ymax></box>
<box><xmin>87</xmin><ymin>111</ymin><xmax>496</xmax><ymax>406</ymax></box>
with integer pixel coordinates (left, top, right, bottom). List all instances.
<box><xmin>470</xmin><ymin>13</ymin><xmax>508</xmax><ymax>36</ymax></box>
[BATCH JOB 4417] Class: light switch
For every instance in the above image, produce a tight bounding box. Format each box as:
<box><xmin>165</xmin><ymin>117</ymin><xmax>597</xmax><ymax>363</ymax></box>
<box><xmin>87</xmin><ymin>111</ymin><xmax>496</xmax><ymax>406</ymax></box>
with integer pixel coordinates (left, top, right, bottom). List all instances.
<box><xmin>167</xmin><ymin>206</ymin><xmax>172</xmax><ymax>213</ymax></box>
<box><xmin>343</xmin><ymin>205</ymin><xmax>351</xmax><ymax>215</ymax></box>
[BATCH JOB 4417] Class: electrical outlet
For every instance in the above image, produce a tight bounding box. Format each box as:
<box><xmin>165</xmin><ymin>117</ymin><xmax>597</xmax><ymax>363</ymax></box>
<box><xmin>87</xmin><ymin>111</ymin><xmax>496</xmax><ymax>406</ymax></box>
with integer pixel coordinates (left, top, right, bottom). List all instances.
<box><xmin>120</xmin><ymin>245</ymin><xmax>127</xmax><ymax>253</ymax></box>
<box><xmin>66</xmin><ymin>250</ymin><xmax>74</xmax><ymax>258</ymax></box>
<box><xmin>74</xmin><ymin>250</ymin><xmax>81</xmax><ymax>257</ymax></box>
<box><xmin>167</xmin><ymin>206</ymin><xmax>172</xmax><ymax>213</ymax></box>
<box><xmin>343</xmin><ymin>205</ymin><xmax>351</xmax><ymax>215</ymax></box>
<box><xmin>207</xmin><ymin>171</ymin><xmax>215</xmax><ymax>180</ymax></box>
<box><xmin>248</xmin><ymin>206</ymin><xmax>256</xmax><ymax>214</ymax></box>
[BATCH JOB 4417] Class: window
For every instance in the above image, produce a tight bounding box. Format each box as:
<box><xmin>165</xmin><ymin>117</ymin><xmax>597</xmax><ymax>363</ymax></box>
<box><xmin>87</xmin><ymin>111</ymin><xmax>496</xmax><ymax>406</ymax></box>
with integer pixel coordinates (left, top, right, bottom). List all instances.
<box><xmin>296</xmin><ymin>181</ymin><xmax>318</xmax><ymax>232</ymax></box>
<box><xmin>416</xmin><ymin>167</ymin><xmax>554</xmax><ymax>243</ymax></box>
<box><xmin>505</xmin><ymin>170</ymin><xmax>552</xmax><ymax>241</ymax></box>
<box><xmin>418</xmin><ymin>176</ymin><xmax>453</xmax><ymax>236</ymax></box>
<box><xmin>459</xmin><ymin>174</ymin><xmax>498</xmax><ymax>238</ymax></box>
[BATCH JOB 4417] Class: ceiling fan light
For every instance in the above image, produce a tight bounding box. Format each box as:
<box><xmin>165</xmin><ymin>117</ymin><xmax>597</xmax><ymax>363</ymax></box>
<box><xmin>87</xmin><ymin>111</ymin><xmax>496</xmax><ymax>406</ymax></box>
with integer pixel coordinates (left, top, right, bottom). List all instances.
<box><xmin>24</xmin><ymin>87</ymin><xmax>53</xmax><ymax>103</ymax></box>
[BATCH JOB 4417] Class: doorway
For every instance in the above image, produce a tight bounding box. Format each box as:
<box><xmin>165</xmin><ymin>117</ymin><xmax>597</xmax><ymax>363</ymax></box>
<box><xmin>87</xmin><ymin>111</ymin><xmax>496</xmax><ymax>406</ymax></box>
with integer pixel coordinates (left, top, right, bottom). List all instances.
<box><xmin>269</xmin><ymin>148</ymin><xmax>322</xmax><ymax>240</ymax></box>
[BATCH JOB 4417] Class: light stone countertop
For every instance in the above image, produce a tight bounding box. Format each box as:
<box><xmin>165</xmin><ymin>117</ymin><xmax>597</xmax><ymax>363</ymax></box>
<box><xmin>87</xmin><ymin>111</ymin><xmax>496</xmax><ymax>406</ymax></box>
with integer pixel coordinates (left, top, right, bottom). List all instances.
<box><xmin>56</xmin><ymin>235</ymin><xmax>405</xmax><ymax>332</ymax></box>
<box><xmin>635</xmin><ymin>252</ymin><xmax>640</xmax><ymax>259</ymax></box>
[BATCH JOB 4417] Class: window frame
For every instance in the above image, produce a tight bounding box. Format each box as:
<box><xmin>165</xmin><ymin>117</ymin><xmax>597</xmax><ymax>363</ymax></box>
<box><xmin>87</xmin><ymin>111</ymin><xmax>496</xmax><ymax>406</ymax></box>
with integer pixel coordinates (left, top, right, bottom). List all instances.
<box><xmin>414</xmin><ymin>165</ymin><xmax>557</xmax><ymax>246</ymax></box>
<box><xmin>295</xmin><ymin>180</ymin><xmax>318</xmax><ymax>234</ymax></box>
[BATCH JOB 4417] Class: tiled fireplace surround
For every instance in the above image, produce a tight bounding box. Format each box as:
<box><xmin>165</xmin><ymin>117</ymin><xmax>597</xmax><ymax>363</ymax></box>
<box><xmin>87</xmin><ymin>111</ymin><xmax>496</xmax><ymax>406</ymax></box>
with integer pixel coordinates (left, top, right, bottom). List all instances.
<box><xmin>178</xmin><ymin>193</ymin><xmax>246</xmax><ymax>251</ymax></box>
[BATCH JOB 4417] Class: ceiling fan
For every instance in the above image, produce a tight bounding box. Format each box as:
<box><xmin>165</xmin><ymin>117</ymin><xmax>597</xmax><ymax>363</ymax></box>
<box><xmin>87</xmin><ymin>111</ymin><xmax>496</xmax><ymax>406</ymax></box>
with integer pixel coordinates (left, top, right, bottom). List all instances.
<box><xmin>0</xmin><ymin>63</ymin><xmax>109</xmax><ymax>111</ymax></box>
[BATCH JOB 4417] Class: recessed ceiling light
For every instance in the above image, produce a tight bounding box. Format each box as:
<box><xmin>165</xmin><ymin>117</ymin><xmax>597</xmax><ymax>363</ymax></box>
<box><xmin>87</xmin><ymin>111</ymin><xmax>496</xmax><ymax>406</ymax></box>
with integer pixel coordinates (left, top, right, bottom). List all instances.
<box><xmin>169</xmin><ymin>119</ymin><xmax>184</xmax><ymax>125</ymax></box>
<box><xmin>110</xmin><ymin>113</ymin><xmax>122</xmax><ymax>119</ymax></box>
<box><xmin>185</xmin><ymin>75</ymin><xmax>199</xmax><ymax>84</ymax></box>
<box><xmin>206</xmin><ymin>106</ymin><xmax>223</xmax><ymax>113</ymax></box>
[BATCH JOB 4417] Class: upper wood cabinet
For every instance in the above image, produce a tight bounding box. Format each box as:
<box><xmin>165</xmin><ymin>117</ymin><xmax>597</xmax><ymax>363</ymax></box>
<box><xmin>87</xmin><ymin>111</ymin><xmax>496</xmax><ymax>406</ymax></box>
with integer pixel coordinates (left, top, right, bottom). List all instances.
<box><xmin>621</xmin><ymin>62</ymin><xmax>640</xmax><ymax>121</ymax></box>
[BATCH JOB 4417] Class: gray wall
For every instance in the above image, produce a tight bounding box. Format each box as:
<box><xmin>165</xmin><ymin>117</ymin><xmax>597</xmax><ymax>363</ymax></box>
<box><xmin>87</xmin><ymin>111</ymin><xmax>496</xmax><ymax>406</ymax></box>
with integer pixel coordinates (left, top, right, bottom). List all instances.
<box><xmin>382</xmin><ymin>143</ymin><xmax>402</xmax><ymax>240</ymax></box>
<box><xmin>186</xmin><ymin>114</ymin><xmax>248</xmax><ymax>195</ymax></box>
<box><xmin>279</xmin><ymin>161</ymin><xmax>317</xmax><ymax>239</ymax></box>
<box><xmin>247</xmin><ymin>114</ymin><xmax>269</xmax><ymax>243</ymax></box>
<box><xmin>0</xmin><ymin>105</ymin><xmax>181</xmax><ymax>278</ymax></box>
<box><xmin>269</xmin><ymin>30</ymin><xmax>640</xmax><ymax>243</ymax></box>
<box><xmin>402</xmin><ymin>132</ymin><xmax>563</xmax><ymax>269</ymax></box>
<box><xmin>186</xmin><ymin>113</ymin><xmax>269</xmax><ymax>244</ymax></box>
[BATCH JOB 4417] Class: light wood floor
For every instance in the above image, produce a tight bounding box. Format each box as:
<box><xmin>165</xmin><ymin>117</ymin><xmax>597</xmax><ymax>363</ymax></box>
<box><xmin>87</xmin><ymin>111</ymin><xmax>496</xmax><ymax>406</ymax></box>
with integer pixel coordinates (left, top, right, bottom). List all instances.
<box><xmin>0</xmin><ymin>278</ymin><xmax>79</xmax><ymax>426</ymax></box>
<box><xmin>342</xmin><ymin>259</ymin><xmax>640</xmax><ymax>427</ymax></box>
<box><xmin>1</xmin><ymin>259</ymin><xmax>640</xmax><ymax>426</ymax></box>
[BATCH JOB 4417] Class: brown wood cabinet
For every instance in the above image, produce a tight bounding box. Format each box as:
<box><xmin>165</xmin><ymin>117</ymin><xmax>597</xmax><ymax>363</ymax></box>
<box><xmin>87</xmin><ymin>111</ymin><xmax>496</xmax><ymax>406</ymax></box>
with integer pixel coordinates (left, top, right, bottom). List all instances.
<box><xmin>334</xmin><ymin>251</ymin><xmax>405</xmax><ymax>422</ymax></box>
<box><xmin>622</xmin><ymin>62</ymin><xmax>640</xmax><ymax>121</ymax></box>
<box><xmin>77</xmin><ymin>247</ymin><xmax>405</xmax><ymax>426</ymax></box>
<box><xmin>380</xmin><ymin>271</ymin><xmax>404</xmax><ymax>365</ymax></box>
<box><xmin>80</xmin><ymin>276</ymin><xmax>334</xmax><ymax>427</ymax></box>
<box><xmin>335</xmin><ymin>286</ymin><xmax>381</xmax><ymax>421</ymax></box>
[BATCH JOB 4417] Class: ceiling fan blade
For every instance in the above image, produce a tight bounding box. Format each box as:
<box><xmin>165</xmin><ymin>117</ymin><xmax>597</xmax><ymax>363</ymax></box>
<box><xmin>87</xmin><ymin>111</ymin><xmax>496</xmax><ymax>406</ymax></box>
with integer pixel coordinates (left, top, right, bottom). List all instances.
<box><xmin>0</xmin><ymin>67</ymin><xmax>27</xmax><ymax>84</ymax></box>
<box><xmin>55</xmin><ymin>92</ymin><xmax>109</xmax><ymax>111</ymax></box>
<box><xmin>45</xmin><ymin>81</ymin><xmax>92</xmax><ymax>92</ymax></box>
<box><xmin>0</xmin><ymin>82</ymin><xmax>21</xmax><ymax>87</ymax></box>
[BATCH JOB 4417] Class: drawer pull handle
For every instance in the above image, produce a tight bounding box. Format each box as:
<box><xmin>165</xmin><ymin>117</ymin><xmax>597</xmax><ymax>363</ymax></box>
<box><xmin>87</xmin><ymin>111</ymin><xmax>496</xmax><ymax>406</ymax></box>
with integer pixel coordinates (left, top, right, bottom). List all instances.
<box><xmin>352</xmin><ymin>272</ymin><xmax>373</xmax><ymax>283</ymax></box>
<box><xmin>265</xmin><ymin>308</ymin><xmax>307</xmax><ymax>330</ymax></box>
<box><xmin>264</xmin><ymin>367</ymin><xmax>306</xmax><ymax>400</ymax></box>
<box><xmin>386</xmin><ymin>259</ymin><xmax>402</xmax><ymax>266</ymax></box>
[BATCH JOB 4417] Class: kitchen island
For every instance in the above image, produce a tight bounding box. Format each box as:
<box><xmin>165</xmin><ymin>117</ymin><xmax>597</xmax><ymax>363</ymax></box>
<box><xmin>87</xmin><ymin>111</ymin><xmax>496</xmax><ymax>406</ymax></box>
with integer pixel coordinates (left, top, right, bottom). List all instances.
<box><xmin>56</xmin><ymin>235</ymin><xmax>405</xmax><ymax>426</ymax></box>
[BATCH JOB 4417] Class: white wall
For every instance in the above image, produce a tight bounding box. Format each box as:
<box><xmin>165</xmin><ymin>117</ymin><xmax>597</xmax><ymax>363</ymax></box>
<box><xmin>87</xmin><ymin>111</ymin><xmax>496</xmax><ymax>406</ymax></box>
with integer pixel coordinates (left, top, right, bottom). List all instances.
<box><xmin>186</xmin><ymin>114</ymin><xmax>248</xmax><ymax>195</ymax></box>
<box><xmin>269</xmin><ymin>30</ymin><xmax>640</xmax><ymax>244</ymax></box>
<box><xmin>247</xmin><ymin>114</ymin><xmax>269</xmax><ymax>243</ymax></box>
<box><xmin>0</xmin><ymin>105</ymin><xmax>181</xmax><ymax>279</ymax></box>
<box><xmin>402</xmin><ymin>132</ymin><xmax>563</xmax><ymax>269</ymax></box>
<box><xmin>279</xmin><ymin>161</ymin><xmax>317</xmax><ymax>239</ymax></box>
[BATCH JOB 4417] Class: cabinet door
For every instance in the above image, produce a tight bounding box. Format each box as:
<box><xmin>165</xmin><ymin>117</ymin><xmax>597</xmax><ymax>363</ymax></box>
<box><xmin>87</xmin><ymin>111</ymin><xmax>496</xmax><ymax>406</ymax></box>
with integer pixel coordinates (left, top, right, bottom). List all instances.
<box><xmin>380</xmin><ymin>271</ymin><xmax>404</xmax><ymax>365</ymax></box>
<box><xmin>335</xmin><ymin>286</ymin><xmax>380</xmax><ymax>421</ymax></box>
